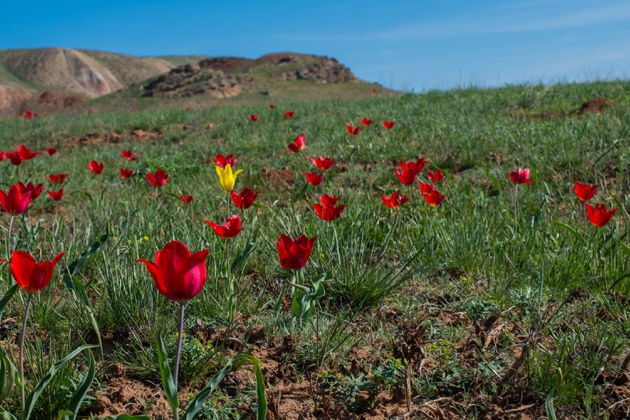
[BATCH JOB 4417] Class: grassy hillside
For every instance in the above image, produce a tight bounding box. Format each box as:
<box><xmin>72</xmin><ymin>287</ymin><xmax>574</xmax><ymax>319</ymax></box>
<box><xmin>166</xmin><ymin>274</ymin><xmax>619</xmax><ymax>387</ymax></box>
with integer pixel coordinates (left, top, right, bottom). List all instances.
<box><xmin>0</xmin><ymin>81</ymin><xmax>627</xmax><ymax>418</ymax></box>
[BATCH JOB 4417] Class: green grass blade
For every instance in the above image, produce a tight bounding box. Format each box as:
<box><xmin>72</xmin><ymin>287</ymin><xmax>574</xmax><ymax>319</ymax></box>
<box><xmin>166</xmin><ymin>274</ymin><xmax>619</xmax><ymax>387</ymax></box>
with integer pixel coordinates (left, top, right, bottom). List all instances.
<box><xmin>184</xmin><ymin>354</ymin><xmax>266</xmax><ymax>420</ymax></box>
<box><xmin>156</xmin><ymin>333</ymin><xmax>178</xmax><ymax>409</ymax></box>
<box><xmin>65</xmin><ymin>349</ymin><xmax>96</xmax><ymax>419</ymax></box>
<box><xmin>0</xmin><ymin>285</ymin><xmax>18</xmax><ymax>321</ymax></box>
<box><xmin>0</xmin><ymin>343</ymin><xmax>17</xmax><ymax>402</ymax></box>
<box><xmin>23</xmin><ymin>345</ymin><xmax>96</xmax><ymax>419</ymax></box>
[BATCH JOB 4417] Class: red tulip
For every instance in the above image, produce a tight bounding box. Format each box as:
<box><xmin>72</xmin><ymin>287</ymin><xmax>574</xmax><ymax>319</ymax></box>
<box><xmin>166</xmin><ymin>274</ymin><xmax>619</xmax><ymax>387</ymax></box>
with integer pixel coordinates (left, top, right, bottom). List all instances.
<box><xmin>381</xmin><ymin>192</ymin><xmax>409</xmax><ymax>209</ymax></box>
<box><xmin>313</xmin><ymin>194</ymin><xmax>346</xmax><ymax>221</ymax></box>
<box><xmin>0</xmin><ymin>183</ymin><xmax>33</xmax><ymax>214</ymax></box>
<box><xmin>46</xmin><ymin>148</ymin><xmax>58</xmax><ymax>156</ymax></box>
<box><xmin>180</xmin><ymin>194</ymin><xmax>194</xmax><ymax>203</ymax></box>
<box><xmin>346</xmin><ymin>123</ymin><xmax>361</xmax><ymax>136</ymax></box>
<box><xmin>382</xmin><ymin>121</ymin><xmax>395</xmax><ymax>129</ymax></box>
<box><xmin>419</xmin><ymin>182</ymin><xmax>435</xmax><ymax>196</ymax></box>
<box><xmin>5</xmin><ymin>152</ymin><xmax>22</xmax><ymax>166</ymax></box>
<box><xmin>269</xmin><ymin>104</ymin><xmax>275</xmax><ymax>109</ymax></box>
<box><xmin>136</xmin><ymin>240</ymin><xmax>210</xmax><ymax>301</ymax></box>
<box><xmin>214</xmin><ymin>154</ymin><xmax>239</xmax><ymax>168</ymax></box>
<box><xmin>287</xmin><ymin>134</ymin><xmax>306</xmax><ymax>153</ymax></box>
<box><xmin>304</xmin><ymin>172</ymin><xmax>323</xmax><ymax>186</ymax></box>
<box><xmin>120</xmin><ymin>168</ymin><xmax>134</xmax><ymax>179</ymax></box>
<box><xmin>46</xmin><ymin>189</ymin><xmax>64</xmax><ymax>201</ymax></box>
<box><xmin>509</xmin><ymin>168</ymin><xmax>531</xmax><ymax>184</ymax></box>
<box><xmin>285</xmin><ymin>111</ymin><xmax>295</xmax><ymax>118</ymax></box>
<box><xmin>47</xmin><ymin>174</ymin><xmax>68</xmax><ymax>184</ymax></box>
<box><xmin>25</xmin><ymin>183</ymin><xmax>44</xmax><ymax>200</ymax></box>
<box><xmin>146</xmin><ymin>169</ymin><xmax>169</xmax><ymax>187</ymax></box>
<box><xmin>371</xmin><ymin>88</ymin><xmax>377</xmax><ymax>94</ymax></box>
<box><xmin>361</xmin><ymin>117</ymin><xmax>374</xmax><ymax>126</ymax></box>
<box><xmin>307</xmin><ymin>156</ymin><xmax>335</xmax><ymax>171</ymax></box>
<box><xmin>276</xmin><ymin>234</ymin><xmax>316</xmax><ymax>270</ymax></box>
<box><xmin>20</xmin><ymin>110</ymin><xmax>37</xmax><ymax>119</ymax></box>
<box><xmin>249</xmin><ymin>114</ymin><xmax>260</xmax><ymax>122</ymax></box>
<box><xmin>205</xmin><ymin>214</ymin><xmax>244</xmax><ymax>238</ymax></box>
<box><xmin>394</xmin><ymin>163</ymin><xmax>419</xmax><ymax>185</ymax></box>
<box><xmin>17</xmin><ymin>145</ymin><xmax>40</xmax><ymax>161</ymax></box>
<box><xmin>87</xmin><ymin>160</ymin><xmax>104</xmax><ymax>174</ymax></box>
<box><xmin>0</xmin><ymin>251</ymin><xmax>64</xmax><ymax>293</ymax></box>
<box><xmin>231</xmin><ymin>187</ymin><xmax>259</xmax><ymax>209</ymax></box>
<box><xmin>427</xmin><ymin>170</ymin><xmax>444</xmax><ymax>182</ymax></box>
<box><xmin>585</xmin><ymin>203</ymin><xmax>617</xmax><ymax>227</ymax></box>
<box><xmin>571</xmin><ymin>182</ymin><xmax>599</xmax><ymax>202</ymax></box>
<box><xmin>120</xmin><ymin>150</ymin><xmax>137</xmax><ymax>161</ymax></box>
<box><xmin>423</xmin><ymin>190</ymin><xmax>446</xmax><ymax>207</ymax></box>
<box><xmin>411</xmin><ymin>158</ymin><xmax>429</xmax><ymax>173</ymax></box>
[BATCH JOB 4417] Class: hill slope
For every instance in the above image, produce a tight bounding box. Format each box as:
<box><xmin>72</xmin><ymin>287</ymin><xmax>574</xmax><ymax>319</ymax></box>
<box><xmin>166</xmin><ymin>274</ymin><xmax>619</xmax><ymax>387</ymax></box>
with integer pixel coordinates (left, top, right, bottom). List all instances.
<box><xmin>0</xmin><ymin>48</ymin><xmax>205</xmax><ymax>112</ymax></box>
<box><xmin>0</xmin><ymin>48</ymin><xmax>387</xmax><ymax>115</ymax></box>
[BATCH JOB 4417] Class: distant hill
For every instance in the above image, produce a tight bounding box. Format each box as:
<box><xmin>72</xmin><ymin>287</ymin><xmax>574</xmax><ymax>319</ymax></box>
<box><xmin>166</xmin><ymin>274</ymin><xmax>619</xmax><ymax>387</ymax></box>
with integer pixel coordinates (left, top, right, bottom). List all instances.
<box><xmin>0</xmin><ymin>48</ymin><xmax>204</xmax><ymax>112</ymax></box>
<box><xmin>0</xmin><ymin>48</ymin><xmax>389</xmax><ymax>115</ymax></box>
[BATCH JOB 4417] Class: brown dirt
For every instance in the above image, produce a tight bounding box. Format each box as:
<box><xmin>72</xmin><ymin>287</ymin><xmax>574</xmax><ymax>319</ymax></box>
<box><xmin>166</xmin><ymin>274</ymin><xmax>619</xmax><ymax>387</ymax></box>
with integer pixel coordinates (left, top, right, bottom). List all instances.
<box><xmin>260</xmin><ymin>167</ymin><xmax>296</xmax><ymax>191</ymax></box>
<box><xmin>57</xmin><ymin>129</ymin><xmax>163</xmax><ymax>147</ymax></box>
<box><xmin>575</xmin><ymin>97</ymin><xmax>615</xmax><ymax>115</ymax></box>
<box><xmin>37</xmin><ymin>90</ymin><xmax>85</xmax><ymax>108</ymax></box>
<box><xmin>87</xmin><ymin>374</ymin><xmax>172</xmax><ymax>418</ymax></box>
<box><xmin>0</xmin><ymin>84</ymin><xmax>36</xmax><ymax>112</ymax></box>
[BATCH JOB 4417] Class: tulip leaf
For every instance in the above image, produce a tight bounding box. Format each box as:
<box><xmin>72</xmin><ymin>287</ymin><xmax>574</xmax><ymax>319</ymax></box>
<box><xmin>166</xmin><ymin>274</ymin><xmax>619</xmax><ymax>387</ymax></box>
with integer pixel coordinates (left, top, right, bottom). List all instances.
<box><xmin>545</xmin><ymin>392</ymin><xmax>558</xmax><ymax>420</ymax></box>
<box><xmin>0</xmin><ymin>343</ymin><xmax>18</xmax><ymax>402</ymax></box>
<box><xmin>184</xmin><ymin>354</ymin><xmax>266</xmax><ymax>420</ymax></box>
<box><xmin>0</xmin><ymin>285</ymin><xmax>18</xmax><ymax>321</ymax></box>
<box><xmin>554</xmin><ymin>221</ymin><xmax>585</xmax><ymax>244</ymax></box>
<box><xmin>63</xmin><ymin>348</ymin><xmax>96</xmax><ymax>419</ymax></box>
<box><xmin>24</xmin><ymin>345</ymin><xmax>96</xmax><ymax>419</ymax></box>
<box><xmin>0</xmin><ymin>407</ymin><xmax>16</xmax><ymax>420</ymax></box>
<box><xmin>156</xmin><ymin>333</ymin><xmax>178</xmax><ymax>410</ymax></box>
<box><xmin>291</xmin><ymin>274</ymin><xmax>327</xmax><ymax>320</ymax></box>
<box><xmin>231</xmin><ymin>241</ymin><xmax>256</xmax><ymax>273</ymax></box>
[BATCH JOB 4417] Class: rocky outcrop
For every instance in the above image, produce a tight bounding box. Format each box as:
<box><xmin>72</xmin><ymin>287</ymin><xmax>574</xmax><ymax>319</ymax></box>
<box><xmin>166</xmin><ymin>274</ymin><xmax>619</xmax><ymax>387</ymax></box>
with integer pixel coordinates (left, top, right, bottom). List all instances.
<box><xmin>280</xmin><ymin>56</ymin><xmax>355</xmax><ymax>83</ymax></box>
<box><xmin>142</xmin><ymin>63</ymin><xmax>245</xmax><ymax>98</ymax></box>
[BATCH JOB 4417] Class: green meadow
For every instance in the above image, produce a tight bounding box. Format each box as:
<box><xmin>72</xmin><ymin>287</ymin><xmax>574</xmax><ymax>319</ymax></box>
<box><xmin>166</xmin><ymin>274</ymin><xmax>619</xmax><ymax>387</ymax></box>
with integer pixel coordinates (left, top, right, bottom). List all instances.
<box><xmin>0</xmin><ymin>80</ymin><xmax>627</xmax><ymax>419</ymax></box>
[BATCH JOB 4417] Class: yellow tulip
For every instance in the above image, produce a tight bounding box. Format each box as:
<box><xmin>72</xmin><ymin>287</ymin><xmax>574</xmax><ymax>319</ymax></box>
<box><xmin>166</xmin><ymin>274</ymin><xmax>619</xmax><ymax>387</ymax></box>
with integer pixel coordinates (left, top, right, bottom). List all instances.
<box><xmin>215</xmin><ymin>164</ymin><xmax>244</xmax><ymax>192</ymax></box>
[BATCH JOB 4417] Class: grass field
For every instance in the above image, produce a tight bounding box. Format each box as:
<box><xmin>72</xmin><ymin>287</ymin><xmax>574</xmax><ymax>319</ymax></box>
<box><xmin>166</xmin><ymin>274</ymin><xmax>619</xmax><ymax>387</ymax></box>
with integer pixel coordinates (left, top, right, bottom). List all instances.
<box><xmin>0</xmin><ymin>80</ymin><xmax>628</xmax><ymax>419</ymax></box>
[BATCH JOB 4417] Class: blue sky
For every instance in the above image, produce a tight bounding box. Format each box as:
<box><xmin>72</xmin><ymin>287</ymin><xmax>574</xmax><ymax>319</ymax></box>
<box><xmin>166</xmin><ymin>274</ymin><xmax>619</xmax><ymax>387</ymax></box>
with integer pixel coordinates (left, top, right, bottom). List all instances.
<box><xmin>2</xmin><ymin>0</ymin><xmax>630</xmax><ymax>91</ymax></box>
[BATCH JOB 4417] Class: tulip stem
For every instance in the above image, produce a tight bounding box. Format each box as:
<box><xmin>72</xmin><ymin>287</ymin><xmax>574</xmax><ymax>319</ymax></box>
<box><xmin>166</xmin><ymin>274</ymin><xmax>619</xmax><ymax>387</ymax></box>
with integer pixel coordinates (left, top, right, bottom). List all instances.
<box><xmin>513</xmin><ymin>185</ymin><xmax>519</xmax><ymax>228</ymax></box>
<box><xmin>19</xmin><ymin>293</ymin><xmax>33</xmax><ymax>414</ymax></box>
<box><xmin>174</xmin><ymin>302</ymin><xmax>186</xmax><ymax>390</ymax></box>
<box><xmin>6</xmin><ymin>215</ymin><xmax>14</xmax><ymax>259</ymax></box>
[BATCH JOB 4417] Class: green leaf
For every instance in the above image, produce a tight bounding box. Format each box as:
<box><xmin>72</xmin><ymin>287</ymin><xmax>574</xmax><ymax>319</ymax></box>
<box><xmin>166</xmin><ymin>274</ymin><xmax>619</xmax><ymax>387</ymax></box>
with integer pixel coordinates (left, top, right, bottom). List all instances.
<box><xmin>0</xmin><ymin>343</ymin><xmax>18</xmax><ymax>402</ymax></box>
<box><xmin>64</xmin><ymin>348</ymin><xmax>95</xmax><ymax>419</ymax></box>
<box><xmin>23</xmin><ymin>345</ymin><xmax>96</xmax><ymax>419</ymax></box>
<box><xmin>156</xmin><ymin>333</ymin><xmax>178</xmax><ymax>409</ymax></box>
<box><xmin>545</xmin><ymin>392</ymin><xmax>558</xmax><ymax>420</ymax></box>
<box><xmin>101</xmin><ymin>416</ymin><xmax>151</xmax><ymax>420</ymax></box>
<box><xmin>290</xmin><ymin>274</ymin><xmax>326</xmax><ymax>320</ymax></box>
<box><xmin>554</xmin><ymin>221</ymin><xmax>585</xmax><ymax>244</ymax></box>
<box><xmin>0</xmin><ymin>285</ymin><xmax>18</xmax><ymax>321</ymax></box>
<box><xmin>231</xmin><ymin>241</ymin><xmax>256</xmax><ymax>273</ymax></box>
<box><xmin>184</xmin><ymin>354</ymin><xmax>266</xmax><ymax>420</ymax></box>
<box><xmin>0</xmin><ymin>407</ymin><xmax>16</xmax><ymax>420</ymax></box>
